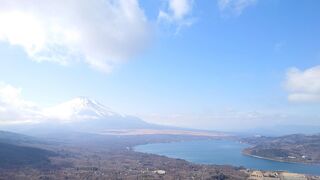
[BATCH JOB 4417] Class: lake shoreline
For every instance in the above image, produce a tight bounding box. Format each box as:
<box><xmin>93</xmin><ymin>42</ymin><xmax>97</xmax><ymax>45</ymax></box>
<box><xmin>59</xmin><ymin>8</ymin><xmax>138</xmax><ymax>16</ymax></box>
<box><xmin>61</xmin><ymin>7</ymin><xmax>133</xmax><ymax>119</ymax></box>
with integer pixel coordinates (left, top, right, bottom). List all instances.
<box><xmin>134</xmin><ymin>139</ymin><xmax>320</xmax><ymax>176</ymax></box>
<box><xmin>242</xmin><ymin>150</ymin><xmax>320</xmax><ymax>166</ymax></box>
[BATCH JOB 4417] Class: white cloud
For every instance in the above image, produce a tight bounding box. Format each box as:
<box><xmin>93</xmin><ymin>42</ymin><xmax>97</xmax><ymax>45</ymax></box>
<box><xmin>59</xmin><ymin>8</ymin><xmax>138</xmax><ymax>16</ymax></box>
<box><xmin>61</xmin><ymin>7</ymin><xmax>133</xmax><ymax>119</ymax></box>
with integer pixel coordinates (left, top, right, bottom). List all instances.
<box><xmin>0</xmin><ymin>0</ymin><xmax>151</xmax><ymax>72</ymax></box>
<box><xmin>158</xmin><ymin>0</ymin><xmax>194</xmax><ymax>31</ymax></box>
<box><xmin>217</xmin><ymin>0</ymin><xmax>257</xmax><ymax>16</ymax></box>
<box><xmin>285</xmin><ymin>66</ymin><xmax>320</xmax><ymax>102</ymax></box>
<box><xmin>0</xmin><ymin>83</ymin><xmax>43</xmax><ymax>124</ymax></box>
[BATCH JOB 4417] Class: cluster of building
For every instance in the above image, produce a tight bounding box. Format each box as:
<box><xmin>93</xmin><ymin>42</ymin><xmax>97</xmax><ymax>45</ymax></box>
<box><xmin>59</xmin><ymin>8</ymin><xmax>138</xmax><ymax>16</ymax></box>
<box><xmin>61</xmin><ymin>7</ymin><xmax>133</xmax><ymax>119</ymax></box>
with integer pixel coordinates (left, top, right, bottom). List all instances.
<box><xmin>241</xmin><ymin>170</ymin><xmax>320</xmax><ymax>180</ymax></box>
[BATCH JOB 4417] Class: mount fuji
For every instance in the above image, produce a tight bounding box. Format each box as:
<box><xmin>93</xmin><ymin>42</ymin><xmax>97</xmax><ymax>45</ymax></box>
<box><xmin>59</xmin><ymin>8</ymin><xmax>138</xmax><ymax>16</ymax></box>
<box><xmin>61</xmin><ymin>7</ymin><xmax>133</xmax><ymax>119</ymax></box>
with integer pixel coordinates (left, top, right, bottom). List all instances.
<box><xmin>44</xmin><ymin>97</ymin><xmax>119</xmax><ymax>121</ymax></box>
<box><xmin>1</xmin><ymin>97</ymin><xmax>225</xmax><ymax>139</ymax></box>
<box><xmin>44</xmin><ymin>97</ymin><xmax>159</xmax><ymax>130</ymax></box>
<box><xmin>3</xmin><ymin>97</ymin><xmax>162</xmax><ymax>135</ymax></box>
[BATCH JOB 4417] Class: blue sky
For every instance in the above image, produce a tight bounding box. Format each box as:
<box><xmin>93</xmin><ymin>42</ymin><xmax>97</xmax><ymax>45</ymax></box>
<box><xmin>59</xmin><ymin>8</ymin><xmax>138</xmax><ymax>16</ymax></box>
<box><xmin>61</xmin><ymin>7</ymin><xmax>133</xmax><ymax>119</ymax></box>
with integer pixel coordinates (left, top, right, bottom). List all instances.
<box><xmin>0</xmin><ymin>0</ymin><xmax>319</xmax><ymax>131</ymax></box>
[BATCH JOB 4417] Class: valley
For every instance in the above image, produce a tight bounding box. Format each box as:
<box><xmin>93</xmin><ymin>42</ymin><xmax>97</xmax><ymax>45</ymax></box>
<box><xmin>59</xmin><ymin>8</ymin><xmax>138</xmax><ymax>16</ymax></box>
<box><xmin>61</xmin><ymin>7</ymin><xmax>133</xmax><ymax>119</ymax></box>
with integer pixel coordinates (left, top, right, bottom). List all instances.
<box><xmin>1</xmin><ymin>130</ymin><xmax>320</xmax><ymax>179</ymax></box>
<box><xmin>0</xmin><ymin>130</ymin><xmax>247</xmax><ymax>180</ymax></box>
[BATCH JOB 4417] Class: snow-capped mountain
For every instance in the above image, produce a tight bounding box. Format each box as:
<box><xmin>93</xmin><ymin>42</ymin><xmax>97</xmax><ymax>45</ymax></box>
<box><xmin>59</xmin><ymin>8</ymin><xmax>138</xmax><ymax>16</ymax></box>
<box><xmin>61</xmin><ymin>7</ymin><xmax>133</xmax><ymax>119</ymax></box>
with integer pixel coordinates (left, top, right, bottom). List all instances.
<box><xmin>1</xmin><ymin>97</ymin><xmax>161</xmax><ymax>134</ymax></box>
<box><xmin>40</xmin><ymin>97</ymin><xmax>157</xmax><ymax>131</ymax></box>
<box><xmin>43</xmin><ymin>97</ymin><xmax>120</xmax><ymax>122</ymax></box>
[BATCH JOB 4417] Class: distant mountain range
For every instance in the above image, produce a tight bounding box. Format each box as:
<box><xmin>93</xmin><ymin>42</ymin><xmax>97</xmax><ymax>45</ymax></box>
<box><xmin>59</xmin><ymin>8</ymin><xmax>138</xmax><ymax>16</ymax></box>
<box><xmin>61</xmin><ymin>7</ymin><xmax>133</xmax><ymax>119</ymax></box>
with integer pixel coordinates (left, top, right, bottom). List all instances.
<box><xmin>237</xmin><ymin>124</ymin><xmax>320</xmax><ymax>136</ymax></box>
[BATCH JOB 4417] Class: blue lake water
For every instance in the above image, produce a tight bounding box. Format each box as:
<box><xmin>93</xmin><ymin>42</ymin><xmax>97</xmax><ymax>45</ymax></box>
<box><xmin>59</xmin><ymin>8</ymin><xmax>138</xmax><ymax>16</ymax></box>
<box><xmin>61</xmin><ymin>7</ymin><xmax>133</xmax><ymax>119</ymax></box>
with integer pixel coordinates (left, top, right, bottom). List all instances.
<box><xmin>134</xmin><ymin>140</ymin><xmax>320</xmax><ymax>175</ymax></box>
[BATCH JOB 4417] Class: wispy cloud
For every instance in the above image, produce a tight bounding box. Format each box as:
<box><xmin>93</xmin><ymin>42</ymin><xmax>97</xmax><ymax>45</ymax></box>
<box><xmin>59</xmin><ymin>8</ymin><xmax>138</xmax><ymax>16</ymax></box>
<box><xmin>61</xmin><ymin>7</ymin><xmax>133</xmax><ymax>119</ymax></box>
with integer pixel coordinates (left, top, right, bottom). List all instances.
<box><xmin>158</xmin><ymin>0</ymin><xmax>195</xmax><ymax>33</ymax></box>
<box><xmin>217</xmin><ymin>0</ymin><xmax>257</xmax><ymax>16</ymax></box>
<box><xmin>285</xmin><ymin>66</ymin><xmax>320</xmax><ymax>103</ymax></box>
<box><xmin>0</xmin><ymin>0</ymin><xmax>151</xmax><ymax>73</ymax></box>
<box><xmin>0</xmin><ymin>82</ymin><xmax>42</xmax><ymax>124</ymax></box>
<box><xmin>274</xmin><ymin>41</ymin><xmax>286</xmax><ymax>52</ymax></box>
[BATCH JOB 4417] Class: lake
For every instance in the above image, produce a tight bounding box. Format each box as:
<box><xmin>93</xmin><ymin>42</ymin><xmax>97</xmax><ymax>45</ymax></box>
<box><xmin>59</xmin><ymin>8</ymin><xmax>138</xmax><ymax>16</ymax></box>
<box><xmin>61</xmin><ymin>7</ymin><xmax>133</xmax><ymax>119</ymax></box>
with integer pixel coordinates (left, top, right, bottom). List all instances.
<box><xmin>134</xmin><ymin>140</ymin><xmax>320</xmax><ymax>175</ymax></box>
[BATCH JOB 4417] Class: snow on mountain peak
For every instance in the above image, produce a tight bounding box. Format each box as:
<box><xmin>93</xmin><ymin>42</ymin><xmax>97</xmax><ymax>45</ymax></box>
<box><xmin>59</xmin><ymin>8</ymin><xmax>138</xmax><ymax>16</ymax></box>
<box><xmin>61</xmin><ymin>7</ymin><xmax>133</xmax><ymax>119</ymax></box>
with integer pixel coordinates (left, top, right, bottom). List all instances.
<box><xmin>43</xmin><ymin>97</ymin><xmax>118</xmax><ymax>121</ymax></box>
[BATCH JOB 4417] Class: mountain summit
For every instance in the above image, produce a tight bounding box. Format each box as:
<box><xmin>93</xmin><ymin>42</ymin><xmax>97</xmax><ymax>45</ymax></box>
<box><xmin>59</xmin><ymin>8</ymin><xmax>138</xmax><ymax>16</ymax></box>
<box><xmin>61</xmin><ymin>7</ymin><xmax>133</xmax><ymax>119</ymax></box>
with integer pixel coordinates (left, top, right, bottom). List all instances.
<box><xmin>2</xmin><ymin>97</ymin><xmax>158</xmax><ymax>134</ymax></box>
<box><xmin>44</xmin><ymin>97</ymin><xmax>119</xmax><ymax>121</ymax></box>
<box><xmin>41</xmin><ymin>97</ymin><xmax>156</xmax><ymax>131</ymax></box>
